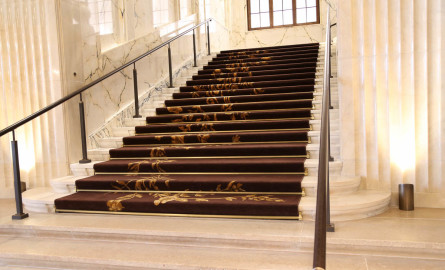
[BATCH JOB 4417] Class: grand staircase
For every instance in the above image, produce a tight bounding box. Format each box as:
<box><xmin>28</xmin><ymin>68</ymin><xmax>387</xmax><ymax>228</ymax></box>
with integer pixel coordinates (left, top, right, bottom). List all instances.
<box><xmin>54</xmin><ymin>43</ymin><xmax>322</xmax><ymax>219</ymax></box>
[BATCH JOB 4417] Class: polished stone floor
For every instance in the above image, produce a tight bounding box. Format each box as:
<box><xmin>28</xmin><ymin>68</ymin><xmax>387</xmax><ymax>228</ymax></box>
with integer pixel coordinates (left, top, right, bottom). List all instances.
<box><xmin>1</xmin><ymin>199</ymin><xmax>445</xmax><ymax>269</ymax></box>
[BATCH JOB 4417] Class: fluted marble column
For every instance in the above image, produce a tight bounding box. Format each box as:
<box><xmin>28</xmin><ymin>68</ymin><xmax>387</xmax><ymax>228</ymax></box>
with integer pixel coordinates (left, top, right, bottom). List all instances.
<box><xmin>0</xmin><ymin>0</ymin><xmax>68</xmax><ymax>197</ymax></box>
<box><xmin>337</xmin><ymin>0</ymin><xmax>445</xmax><ymax>207</ymax></box>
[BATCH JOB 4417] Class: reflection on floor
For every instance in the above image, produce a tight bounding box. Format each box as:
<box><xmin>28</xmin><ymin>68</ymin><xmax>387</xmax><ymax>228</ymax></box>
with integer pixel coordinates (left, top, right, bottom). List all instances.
<box><xmin>0</xmin><ymin>199</ymin><xmax>444</xmax><ymax>269</ymax></box>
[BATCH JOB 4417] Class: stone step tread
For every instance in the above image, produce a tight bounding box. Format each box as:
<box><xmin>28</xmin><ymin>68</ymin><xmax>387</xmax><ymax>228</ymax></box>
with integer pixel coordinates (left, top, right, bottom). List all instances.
<box><xmin>299</xmin><ymin>190</ymin><xmax>390</xmax><ymax>212</ymax></box>
<box><xmin>2</xmin><ymin>230</ymin><xmax>433</xmax><ymax>270</ymax></box>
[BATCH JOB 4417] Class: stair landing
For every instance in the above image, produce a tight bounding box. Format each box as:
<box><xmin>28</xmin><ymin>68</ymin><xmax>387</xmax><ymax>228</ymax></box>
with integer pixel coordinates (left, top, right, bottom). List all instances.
<box><xmin>1</xmin><ymin>199</ymin><xmax>444</xmax><ymax>269</ymax></box>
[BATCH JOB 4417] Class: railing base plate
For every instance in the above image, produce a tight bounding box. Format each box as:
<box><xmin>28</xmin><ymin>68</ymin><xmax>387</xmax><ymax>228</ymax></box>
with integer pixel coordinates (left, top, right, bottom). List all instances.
<box><xmin>327</xmin><ymin>223</ymin><xmax>335</xmax><ymax>232</ymax></box>
<box><xmin>12</xmin><ymin>213</ymin><xmax>29</xmax><ymax>220</ymax></box>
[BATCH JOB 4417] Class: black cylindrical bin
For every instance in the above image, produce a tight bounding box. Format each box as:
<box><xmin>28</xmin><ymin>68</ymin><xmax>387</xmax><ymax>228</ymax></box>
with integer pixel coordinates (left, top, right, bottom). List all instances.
<box><xmin>399</xmin><ymin>184</ymin><xmax>414</xmax><ymax>211</ymax></box>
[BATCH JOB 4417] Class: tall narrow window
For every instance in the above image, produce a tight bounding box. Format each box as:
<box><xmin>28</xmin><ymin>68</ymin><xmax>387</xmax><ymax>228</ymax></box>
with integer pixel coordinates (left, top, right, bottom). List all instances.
<box><xmin>180</xmin><ymin>0</ymin><xmax>190</xmax><ymax>19</ymax></box>
<box><xmin>153</xmin><ymin>0</ymin><xmax>169</xmax><ymax>28</ymax></box>
<box><xmin>87</xmin><ymin>0</ymin><xmax>114</xmax><ymax>35</ymax></box>
<box><xmin>247</xmin><ymin>0</ymin><xmax>319</xmax><ymax>30</ymax></box>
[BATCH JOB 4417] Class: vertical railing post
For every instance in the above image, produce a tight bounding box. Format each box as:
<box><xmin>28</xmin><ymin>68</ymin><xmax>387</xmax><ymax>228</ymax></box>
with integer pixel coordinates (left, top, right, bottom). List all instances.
<box><xmin>11</xmin><ymin>130</ymin><xmax>29</xmax><ymax>220</ymax></box>
<box><xmin>78</xmin><ymin>93</ymin><xmax>91</xmax><ymax>164</ymax></box>
<box><xmin>207</xmin><ymin>21</ymin><xmax>211</xmax><ymax>55</ymax></box>
<box><xmin>168</xmin><ymin>43</ymin><xmax>174</xmax><ymax>88</ymax></box>
<box><xmin>132</xmin><ymin>63</ymin><xmax>142</xmax><ymax>118</ymax></box>
<box><xmin>326</xmin><ymin>12</ymin><xmax>334</xmax><ymax>233</ymax></box>
<box><xmin>328</xmin><ymin>38</ymin><xmax>333</xmax><ymax>110</ymax></box>
<box><xmin>192</xmin><ymin>29</ymin><xmax>197</xmax><ymax>67</ymax></box>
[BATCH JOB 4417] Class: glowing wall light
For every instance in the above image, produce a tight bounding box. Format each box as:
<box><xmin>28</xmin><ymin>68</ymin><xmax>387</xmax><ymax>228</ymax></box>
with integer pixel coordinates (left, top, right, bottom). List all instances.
<box><xmin>389</xmin><ymin>128</ymin><xmax>415</xmax><ymax>173</ymax></box>
<box><xmin>17</xmin><ymin>136</ymin><xmax>36</xmax><ymax>173</ymax></box>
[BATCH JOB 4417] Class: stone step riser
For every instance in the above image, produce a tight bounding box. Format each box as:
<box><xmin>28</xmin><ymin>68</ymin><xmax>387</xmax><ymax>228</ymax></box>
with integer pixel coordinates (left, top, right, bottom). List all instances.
<box><xmin>86</xmin><ymin>143</ymin><xmax>341</xmax><ymax>162</ymax></box>
<box><xmin>123</xmin><ymin>109</ymin><xmax>339</xmax><ymax>127</ymax></box>
<box><xmin>95</xmin><ymin>131</ymin><xmax>340</xmax><ymax>149</ymax></box>
<box><xmin>111</xmin><ymin>118</ymin><xmax>338</xmax><ymax>137</ymax></box>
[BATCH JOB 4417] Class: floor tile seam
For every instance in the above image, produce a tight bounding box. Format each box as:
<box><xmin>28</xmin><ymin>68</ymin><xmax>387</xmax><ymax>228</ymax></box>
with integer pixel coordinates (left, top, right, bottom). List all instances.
<box><xmin>370</xmin><ymin>216</ymin><xmax>445</xmax><ymax>221</ymax></box>
<box><xmin>0</xmin><ymin>230</ymin><xmax>305</xmax><ymax>247</ymax></box>
<box><xmin>326</xmin><ymin>250</ymin><xmax>445</xmax><ymax>262</ymax></box>
<box><xmin>326</xmin><ymin>237</ymin><xmax>445</xmax><ymax>249</ymax></box>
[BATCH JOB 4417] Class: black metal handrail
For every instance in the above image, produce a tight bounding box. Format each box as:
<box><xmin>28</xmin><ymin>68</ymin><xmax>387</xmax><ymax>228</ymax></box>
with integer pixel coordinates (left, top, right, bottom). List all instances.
<box><xmin>312</xmin><ymin>7</ymin><xmax>334</xmax><ymax>270</ymax></box>
<box><xmin>0</xmin><ymin>18</ymin><xmax>212</xmax><ymax>220</ymax></box>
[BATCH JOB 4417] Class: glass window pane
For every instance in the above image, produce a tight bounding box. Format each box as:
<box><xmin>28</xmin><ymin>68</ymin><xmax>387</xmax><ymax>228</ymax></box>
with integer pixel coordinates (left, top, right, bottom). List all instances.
<box><xmin>161</xmin><ymin>0</ymin><xmax>168</xmax><ymax>9</ymax></box>
<box><xmin>153</xmin><ymin>0</ymin><xmax>159</xmax><ymax>11</ymax></box>
<box><xmin>307</xmin><ymin>0</ymin><xmax>316</xmax><ymax>7</ymax></box>
<box><xmin>154</xmin><ymin>12</ymin><xmax>160</xmax><ymax>26</ymax></box>
<box><xmin>296</xmin><ymin>8</ymin><xmax>307</xmax><ymax>23</ymax></box>
<box><xmin>260</xmin><ymin>0</ymin><xmax>269</xmax><ymax>12</ymax></box>
<box><xmin>283</xmin><ymin>10</ymin><xmax>293</xmax><ymax>24</ymax></box>
<box><xmin>260</xmin><ymin>12</ymin><xmax>270</xmax><ymax>27</ymax></box>
<box><xmin>251</xmin><ymin>13</ymin><xmax>260</xmax><ymax>28</ymax></box>
<box><xmin>162</xmin><ymin>10</ymin><xmax>169</xmax><ymax>23</ymax></box>
<box><xmin>307</xmin><ymin>7</ymin><xmax>317</xmax><ymax>22</ymax></box>
<box><xmin>273</xmin><ymin>11</ymin><xmax>283</xmax><ymax>26</ymax></box>
<box><xmin>283</xmin><ymin>0</ymin><xmax>292</xmax><ymax>10</ymax></box>
<box><xmin>250</xmin><ymin>0</ymin><xmax>259</xmax><ymax>13</ymax></box>
<box><xmin>296</xmin><ymin>0</ymin><xmax>306</xmax><ymax>8</ymax></box>
<box><xmin>273</xmin><ymin>0</ymin><xmax>282</xmax><ymax>11</ymax></box>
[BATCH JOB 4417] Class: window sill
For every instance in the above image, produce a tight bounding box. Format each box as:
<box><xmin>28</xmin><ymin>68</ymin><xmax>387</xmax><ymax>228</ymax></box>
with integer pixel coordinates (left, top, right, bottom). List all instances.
<box><xmin>248</xmin><ymin>21</ymin><xmax>320</xmax><ymax>31</ymax></box>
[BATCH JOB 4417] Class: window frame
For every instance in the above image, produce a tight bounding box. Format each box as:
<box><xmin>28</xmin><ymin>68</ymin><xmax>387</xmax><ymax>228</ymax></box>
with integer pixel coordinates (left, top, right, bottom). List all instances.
<box><xmin>247</xmin><ymin>0</ymin><xmax>320</xmax><ymax>31</ymax></box>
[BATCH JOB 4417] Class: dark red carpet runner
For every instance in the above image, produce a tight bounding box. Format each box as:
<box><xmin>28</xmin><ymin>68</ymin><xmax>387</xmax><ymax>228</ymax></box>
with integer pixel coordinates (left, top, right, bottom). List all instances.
<box><xmin>55</xmin><ymin>42</ymin><xmax>319</xmax><ymax>219</ymax></box>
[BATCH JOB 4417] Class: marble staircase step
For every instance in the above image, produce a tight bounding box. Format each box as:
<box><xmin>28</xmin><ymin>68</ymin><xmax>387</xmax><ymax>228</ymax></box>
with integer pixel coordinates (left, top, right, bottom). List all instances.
<box><xmin>300</xmin><ymin>190</ymin><xmax>391</xmax><ymax>221</ymax></box>
<box><xmin>301</xmin><ymin>175</ymin><xmax>361</xmax><ymax>196</ymax></box>
<box><xmin>86</xmin><ymin>142</ymin><xmax>339</xmax><ymax>162</ymax></box>
<box><xmin>306</xmin><ymin>159</ymin><xmax>342</xmax><ymax>176</ymax></box>
<box><xmin>5</xmin><ymin>213</ymin><xmax>439</xmax><ymax>270</ymax></box>
<box><xmin>97</xmin><ymin>136</ymin><xmax>123</xmax><ymax>148</ymax></box>
<box><xmin>110</xmin><ymin>117</ymin><xmax>338</xmax><ymax>137</ymax></box>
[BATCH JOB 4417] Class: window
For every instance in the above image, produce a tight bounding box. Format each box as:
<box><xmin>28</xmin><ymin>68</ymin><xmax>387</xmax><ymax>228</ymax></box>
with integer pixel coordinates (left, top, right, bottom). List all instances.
<box><xmin>153</xmin><ymin>0</ymin><xmax>170</xmax><ymax>28</ymax></box>
<box><xmin>247</xmin><ymin>0</ymin><xmax>319</xmax><ymax>30</ymax></box>
<box><xmin>87</xmin><ymin>0</ymin><xmax>114</xmax><ymax>35</ymax></box>
<box><xmin>179</xmin><ymin>0</ymin><xmax>190</xmax><ymax>19</ymax></box>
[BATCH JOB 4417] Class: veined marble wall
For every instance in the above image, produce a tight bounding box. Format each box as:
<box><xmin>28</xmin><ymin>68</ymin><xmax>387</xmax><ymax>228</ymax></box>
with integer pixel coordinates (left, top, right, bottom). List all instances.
<box><xmin>337</xmin><ymin>0</ymin><xmax>445</xmax><ymax>207</ymax></box>
<box><xmin>227</xmin><ymin>0</ymin><xmax>337</xmax><ymax>49</ymax></box>
<box><xmin>59</xmin><ymin>0</ymin><xmax>227</xmax><ymax>160</ymax></box>
<box><xmin>0</xmin><ymin>0</ymin><xmax>68</xmax><ymax>197</ymax></box>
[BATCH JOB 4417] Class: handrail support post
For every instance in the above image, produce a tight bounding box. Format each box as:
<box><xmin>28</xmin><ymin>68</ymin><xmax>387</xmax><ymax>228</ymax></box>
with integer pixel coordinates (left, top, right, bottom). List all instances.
<box><xmin>168</xmin><ymin>43</ymin><xmax>174</xmax><ymax>88</ymax></box>
<box><xmin>132</xmin><ymin>63</ymin><xmax>142</xmax><ymax>118</ymax></box>
<box><xmin>207</xmin><ymin>21</ymin><xmax>211</xmax><ymax>55</ymax></box>
<box><xmin>193</xmin><ymin>29</ymin><xmax>197</xmax><ymax>67</ymax></box>
<box><xmin>11</xmin><ymin>130</ymin><xmax>29</xmax><ymax>220</ymax></box>
<box><xmin>78</xmin><ymin>94</ymin><xmax>91</xmax><ymax>164</ymax></box>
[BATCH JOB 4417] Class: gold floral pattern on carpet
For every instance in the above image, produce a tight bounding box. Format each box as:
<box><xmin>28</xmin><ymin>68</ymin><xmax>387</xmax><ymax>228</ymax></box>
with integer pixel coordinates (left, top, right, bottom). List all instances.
<box><xmin>252</xmin><ymin>88</ymin><xmax>265</xmax><ymax>95</ymax></box>
<box><xmin>187</xmin><ymin>105</ymin><xmax>205</xmax><ymax>113</ymax></box>
<box><xmin>107</xmin><ymin>193</ymin><xmax>142</xmax><ymax>211</ymax></box>
<box><xmin>151</xmin><ymin>159</ymin><xmax>174</xmax><ymax>173</ymax></box>
<box><xmin>206</xmin><ymin>97</ymin><xmax>218</xmax><ymax>104</ymax></box>
<box><xmin>111</xmin><ymin>175</ymin><xmax>173</xmax><ymax>191</ymax></box>
<box><xmin>200</xmin><ymin>123</ymin><xmax>215</xmax><ymax>131</ymax></box>
<box><xmin>150</xmin><ymin>193</ymin><xmax>285</xmax><ymax>206</ymax></box>
<box><xmin>171</xmin><ymin>135</ymin><xmax>185</xmax><ymax>144</ymax></box>
<box><xmin>128</xmin><ymin>160</ymin><xmax>151</xmax><ymax>173</ymax></box>
<box><xmin>216</xmin><ymin>181</ymin><xmax>246</xmax><ymax>192</ymax></box>
<box><xmin>150</xmin><ymin>147</ymin><xmax>166</xmax><ymax>157</ymax></box>
<box><xmin>221</xmin><ymin>104</ymin><xmax>233</xmax><ymax>112</ymax></box>
<box><xmin>197</xmin><ymin>134</ymin><xmax>210</xmax><ymax>143</ymax></box>
<box><xmin>167</xmin><ymin>107</ymin><xmax>183</xmax><ymax>114</ymax></box>
<box><xmin>178</xmin><ymin>124</ymin><xmax>192</xmax><ymax>132</ymax></box>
